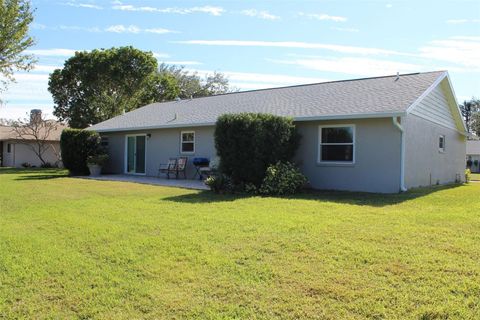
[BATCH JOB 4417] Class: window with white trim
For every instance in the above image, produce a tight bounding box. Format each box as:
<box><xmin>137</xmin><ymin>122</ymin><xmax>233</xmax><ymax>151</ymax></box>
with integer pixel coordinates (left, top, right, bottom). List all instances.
<box><xmin>438</xmin><ymin>135</ymin><xmax>445</xmax><ymax>153</ymax></box>
<box><xmin>181</xmin><ymin>131</ymin><xmax>195</xmax><ymax>153</ymax></box>
<box><xmin>319</xmin><ymin>125</ymin><xmax>355</xmax><ymax>163</ymax></box>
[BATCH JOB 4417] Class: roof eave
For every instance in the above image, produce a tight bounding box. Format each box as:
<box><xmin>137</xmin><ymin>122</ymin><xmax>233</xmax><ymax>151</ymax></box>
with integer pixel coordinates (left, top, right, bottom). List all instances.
<box><xmin>91</xmin><ymin>112</ymin><xmax>406</xmax><ymax>133</ymax></box>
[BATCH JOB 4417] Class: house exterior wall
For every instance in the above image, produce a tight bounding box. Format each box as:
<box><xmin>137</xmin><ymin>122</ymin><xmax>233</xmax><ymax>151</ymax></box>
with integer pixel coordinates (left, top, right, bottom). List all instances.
<box><xmin>101</xmin><ymin>126</ymin><xmax>216</xmax><ymax>178</ymax></box>
<box><xmin>1</xmin><ymin>140</ymin><xmax>61</xmax><ymax>167</ymax></box>
<box><xmin>404</xmin><ymin>114</ymin><xmax>466</xmax><ymax>187</ymax></box>
<box><xmin>294</xmin><ymin>118</ymin><xmax>401</xmax><ymax>193</ymax></box>
<box><xmin>101</xmin><ymin>118</ymin><xmax>402</xmax><ymax>193</ymax></box>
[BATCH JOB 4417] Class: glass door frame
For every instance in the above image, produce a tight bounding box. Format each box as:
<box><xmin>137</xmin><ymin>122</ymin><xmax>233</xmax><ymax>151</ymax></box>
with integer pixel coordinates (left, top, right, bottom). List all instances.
<box><xmin>124</xmin><ymin>134</ymin><xmax>147</xmax><ymax>175</ymax></box>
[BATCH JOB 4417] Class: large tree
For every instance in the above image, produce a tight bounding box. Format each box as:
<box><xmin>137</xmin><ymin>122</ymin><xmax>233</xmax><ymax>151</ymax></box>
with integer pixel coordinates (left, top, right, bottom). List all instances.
<box><xmin>49</xmin><ymin>46</ymin><xmax>161</xmax><ymax>128</ymax></box>
<box><xmin>0</xmin><ymin>0</ymin><xmax>36</xmax><ymax>95</ymax></box>
<box><xmin>158</xmin><ymin>63</ymin><xmax>235</xmax><ymax>99</ymax></box>
<box><xmin>49</xmin><ymin>48</ymin><xmax>234</xmax><ymax>128</ymax></box>
<box><xmin>459</xmin><ymin>98</ymin><xmax>479</xmax><ymax>133</ymax></box>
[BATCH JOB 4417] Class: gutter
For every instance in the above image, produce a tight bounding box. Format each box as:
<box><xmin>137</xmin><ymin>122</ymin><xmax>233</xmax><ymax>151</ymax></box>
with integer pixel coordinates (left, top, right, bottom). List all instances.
<box><xmin>392</xmin><ymin>116</ymin><xmax>407</xmax><ymax>192</ymax></box>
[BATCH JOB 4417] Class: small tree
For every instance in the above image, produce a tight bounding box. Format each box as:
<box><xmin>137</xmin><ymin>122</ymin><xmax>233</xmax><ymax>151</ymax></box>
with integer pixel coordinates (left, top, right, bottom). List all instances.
<box><xmin>460</xmin><ymin>98</ymin><xmax>479</xmax><ymax>133</ymax></box>
<box><xmin>10</xmin><ymin>112</ymin><xmax>62</xmax><ymax>166</ymax></box>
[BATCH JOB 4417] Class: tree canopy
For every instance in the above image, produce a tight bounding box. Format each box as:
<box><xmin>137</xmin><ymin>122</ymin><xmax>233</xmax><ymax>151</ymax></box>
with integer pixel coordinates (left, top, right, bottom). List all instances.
<box><xmin>49</xmin><ymin>47</ymin><xmax>234</xmax><ymax>128</ymax></box>
<box><xmin>459</xmin><ymin>98</ymin><xmax>480</xmax><ymax>135</ymax></box>
<box><xmin>0</xmin><ymin>0</ymin><xmax>36</xmax><ymax>95</ymax></box>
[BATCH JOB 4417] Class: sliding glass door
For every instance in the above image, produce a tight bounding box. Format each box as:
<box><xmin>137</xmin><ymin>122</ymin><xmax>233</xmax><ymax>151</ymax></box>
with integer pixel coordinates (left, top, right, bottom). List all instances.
<box><xmin>126</xmin><ymin>135</ymin><xmax>146</xmax><ymax>174</ymax></box>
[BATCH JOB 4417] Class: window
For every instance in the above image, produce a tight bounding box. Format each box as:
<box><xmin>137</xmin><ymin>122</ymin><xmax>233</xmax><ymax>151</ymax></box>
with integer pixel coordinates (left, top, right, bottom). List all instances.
<box><xmin>319</xmin><ymin>125</ymin><xmax>355</xmax><ymax>163</ymax></box>
<box><xmin>7</xmin><ymin>143</ymin><xmax>11</xmax><ymax>153</ymax></box>
<box><xmin>101</xmin><ymin>136</ymin><xmax>109</xmax><ymax>148</ymax></box>
<box><xmin>438</xmin><ymin>135</ymin><xmax>445</xmax><ymax>153</ymax></box>
<box><xmin>181</xmin><ymin>131</ymin><xmax>195</xmax><ymax>153</ymax></box>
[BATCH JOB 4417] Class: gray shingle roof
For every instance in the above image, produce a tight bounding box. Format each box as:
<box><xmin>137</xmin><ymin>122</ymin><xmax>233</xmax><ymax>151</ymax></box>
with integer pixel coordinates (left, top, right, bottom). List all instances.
<box><xmin>90</xmin><ymin>71</ymin><xmax>446</xmax><ymax>132</ymax></box>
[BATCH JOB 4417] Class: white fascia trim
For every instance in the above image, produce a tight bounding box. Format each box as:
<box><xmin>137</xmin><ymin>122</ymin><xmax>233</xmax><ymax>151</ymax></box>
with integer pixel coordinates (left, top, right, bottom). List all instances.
<box><xmin>294</xmin><ymin>112</ymin><xmax>405</xmax><ymax>122</ymax></box>
<box><xmin>444</xmin><ymin>72</ymin><xmax>468</xmax><ymax>132</ymax></box>
<box><xmin>406</xmin><ymin>71</ymin><xmax>447</xmax><ymax>114</ymax></box>
<box><xmin>405</xmin><ymin>71</ymin><xmax>468</xmax><ymax>134</ymax></box>
<box><xmin>91</xmin><ymin>112</ymin><xmax>406</xmax><ymax>133</ymax></box>
<box><xmin>92</xmin><ymin>122</ymin><xmax>216</xmax><ymax>133</ymax></box>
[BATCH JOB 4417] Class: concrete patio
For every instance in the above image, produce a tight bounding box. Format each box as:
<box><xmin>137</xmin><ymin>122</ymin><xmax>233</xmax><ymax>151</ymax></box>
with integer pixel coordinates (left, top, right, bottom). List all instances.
<box><xmin>81</xmin><ymin>174</ymin><xmax>209</xmax><ymax>190</ymax></box>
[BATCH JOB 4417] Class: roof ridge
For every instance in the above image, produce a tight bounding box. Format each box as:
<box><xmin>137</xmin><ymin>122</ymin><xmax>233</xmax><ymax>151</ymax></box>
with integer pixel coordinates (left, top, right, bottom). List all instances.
<box><xmin>164</xmin><ymin>70</ymin><xmax>447</xmax><ymax>103</ymax></box>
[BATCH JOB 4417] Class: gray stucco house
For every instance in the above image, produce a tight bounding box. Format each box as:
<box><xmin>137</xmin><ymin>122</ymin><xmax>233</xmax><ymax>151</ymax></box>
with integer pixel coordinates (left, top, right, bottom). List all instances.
<box><xmin>89</xmin><ymin>71</ymin><xmax>467</xmax><ymax>193</ymax></box>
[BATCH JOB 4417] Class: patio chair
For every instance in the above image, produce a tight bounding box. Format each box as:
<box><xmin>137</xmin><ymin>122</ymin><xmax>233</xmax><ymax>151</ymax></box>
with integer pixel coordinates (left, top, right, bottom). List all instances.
<box><xmin>158</xmin><ymin>158</ymin><xmax>177</xmax><ymax>179</ymax></box>
<box><xmin>198</xmin><ymin>157</ymin><xmax>219</xmax><ymax>179</ymax></box>
<box><xmin>176</xmin><ymin>157</ymin><xmax>188</xmax><ymax>179</ymax></box>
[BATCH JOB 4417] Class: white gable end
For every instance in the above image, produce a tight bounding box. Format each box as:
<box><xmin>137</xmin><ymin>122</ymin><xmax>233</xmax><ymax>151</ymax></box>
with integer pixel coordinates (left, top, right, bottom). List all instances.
<box><xmin>408</xmin><ymin>76</ymin><xmax>466</xmax><ymax>133</ymax></box>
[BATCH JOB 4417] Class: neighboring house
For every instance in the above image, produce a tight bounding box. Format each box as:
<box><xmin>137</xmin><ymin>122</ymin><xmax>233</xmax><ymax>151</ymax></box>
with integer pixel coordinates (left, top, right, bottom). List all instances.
<box><xmin>0</xmin><ymin>111</ymin><xmax>66</xmax><ymax>168</ymax></box>
<box><xmin>467</xmin><ymin>140</ymin><xmax>480</xmax><ymax>173</ymax></box>
<box><xmin>89</xmin><ymin>71</ymin><xmax>467</xmax><ymax>193</ymax></box>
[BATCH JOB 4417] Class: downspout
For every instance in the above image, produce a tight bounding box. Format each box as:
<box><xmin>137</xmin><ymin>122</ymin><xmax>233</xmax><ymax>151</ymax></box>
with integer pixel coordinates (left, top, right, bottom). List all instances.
<box><xmin>392</xmin><ymin>117</ymin><xmax>407</xmax><ymax>192</ymax></box>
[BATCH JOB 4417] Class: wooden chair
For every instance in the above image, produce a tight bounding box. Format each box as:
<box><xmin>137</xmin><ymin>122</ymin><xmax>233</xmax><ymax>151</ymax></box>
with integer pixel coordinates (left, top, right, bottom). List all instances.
<box><xmin>158</xmin><ymin>158</ymin><xmax>177</xmax><ymax>179</ymax></box>
<box><xmin>176</xmin><ymin>157</ymin><xmax>188</xmax><ymax>179</ymax></box>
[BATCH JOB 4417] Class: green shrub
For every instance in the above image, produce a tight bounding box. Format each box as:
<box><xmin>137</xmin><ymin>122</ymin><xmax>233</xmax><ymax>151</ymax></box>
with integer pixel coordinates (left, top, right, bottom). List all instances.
<box><xmin>465</xmin><ymin>169</ymin><xmax>471</xmax><ymax>183</ymax></box>
<box><xmin>60</xmin><ymin>129</ymin><xmax>102</xmax><ymax>175</ymax></box>
<box><xmin>204</xmin><ymin>174</ymin><xmax>234</xmax><ymax>194</ymax></box>
<box><xmin>214</xmin><ymin>113</ymin><xmax>300</xmax><ymax>187</ymax></box>
<box><xmin>259</xmin><ymin>161</ymin><xmax>307</xmax><ymax>195</ymax></box>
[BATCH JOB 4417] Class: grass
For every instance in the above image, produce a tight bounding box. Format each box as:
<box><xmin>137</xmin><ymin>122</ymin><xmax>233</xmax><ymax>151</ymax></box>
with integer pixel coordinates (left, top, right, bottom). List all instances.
<box><xmin>0</xmin><ymin>168</ymin><xmax>479</xmax><ymax>319</ymax></box>
<box><xmin>471</xmin><ymin>173</ymin><xmax>480</xmax><ymax>181</ymax></box>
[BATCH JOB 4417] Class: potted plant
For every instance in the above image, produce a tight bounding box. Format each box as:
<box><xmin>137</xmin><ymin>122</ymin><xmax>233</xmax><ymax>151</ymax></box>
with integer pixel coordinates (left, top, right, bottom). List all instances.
<box><xmin>87</xmin><ymin>154</ymin><xmax>109</xmax><ymax>177</ymax></box>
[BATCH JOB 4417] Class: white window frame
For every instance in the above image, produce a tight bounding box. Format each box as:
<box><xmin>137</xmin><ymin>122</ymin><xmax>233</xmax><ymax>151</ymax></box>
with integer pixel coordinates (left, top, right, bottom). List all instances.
<box><xmin>180</xmin><ymin>131</ymin><xmax>195</xmax><ymax>154</ymax></box>
<box><xmin>438</xmin><ymin>135</ymin><xmax>446</xmax><ymax>153</ymax></box>
<box><xmin>318</xmin><ymin>124</ymin><xmax>356</xmax><ymax>165</ymax></box>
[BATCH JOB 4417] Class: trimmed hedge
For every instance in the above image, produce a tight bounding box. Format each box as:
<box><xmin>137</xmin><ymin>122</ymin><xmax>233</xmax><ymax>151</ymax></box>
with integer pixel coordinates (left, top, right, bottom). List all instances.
<box><xmin>60</xmin><ymin>129</ymin><xmax>102</xmax><ymax>175</ymax></box>
<box><xmin>214</xmin><ymin>113</ymin><xmax>300</xmax><ymax>187</ymax></box>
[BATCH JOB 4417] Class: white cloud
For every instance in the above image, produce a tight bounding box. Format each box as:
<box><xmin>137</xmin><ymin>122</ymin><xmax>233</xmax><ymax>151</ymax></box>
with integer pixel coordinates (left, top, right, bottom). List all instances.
<box><xmin>63</xmin><ymin>2</ymin><xmax>103</xmax><ymax>10</ymax></box>
<box><xmin>331</xmin><ymin>27</ymin><xmax>359</xmax><ymax>33</ymax></box>
<box><xmin>269</xmin><ymin>56</ymin><xmax>423</xmax><ymax>77</ymax></box>
<box><xmin>174</xmin><ymin>40</ymin><xmax>403</xmax><ymax>56</ymax></box>
<box><xmin>164</xmin><ymin>61</ymin><xmax>202</xmax><ymax>66</ymax></box>
<box><xmin>418</xmin><ymin>36</ymin><xmax>480</xmax><ymax>69</ymax></box>
<box><xmin>112</xmin><ymin>4</ymin><xmax>225</xmax><ymax>16</ymax></box>
<box><xmin>153</xmin><ymin>52</ymin><xmax>170</xmax><ymax>59</ymax></box>
<box><xmin>59</xmin><ymin>25</ymin><xmax>101</xmax><ymax>32</ymax></box>
<box><xmin>446</xmin><ymin>19</ymin><xmax>480</xmax><ymax>24</ymax></box>
<box><xmin>31</xmin><ymin>65</ymin><xmax>62</xmax><ymax>73</ymax></box>
<box><xmin>189</xmin><ymin>69</ymin><xmax>328</xmax><ymax>88</ymax></box>
<box><xmin>105</xmin><ymin>25</ymin><xmax>177</xmax><ymax>34</ymax></box>
<box><xmin>240</xmin><ymin>9</ymin><xmax>280</xmax><ymax>20</ymax></box>
<box><xmin>298</xmin><ymin>12</ymin><xmax>347</xmax><ymax>22</ymax></box>
<box><xmin>25</xmin><ymin>48</ymin><xmax>79</xmax><ymax>57</ymax></box>
<box><xmin>31</xmin><ymin>23</ymin><xmax>47</xmax><ymax>30</ymax></box>
<box><xmin>386</xmin><ymin>4</ymin><xmax>393</xmax><ymax>8</ymax></box>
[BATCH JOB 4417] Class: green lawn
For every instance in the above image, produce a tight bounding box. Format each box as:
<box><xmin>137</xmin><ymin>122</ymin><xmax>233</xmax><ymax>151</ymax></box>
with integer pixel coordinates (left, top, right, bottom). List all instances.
<box><xmin>1</xmin><ymin>168</ymin><xmax>479</xmax><ymax>319</ymax></box>
<box><xmin>471</xmin><ymin>173</ymin><xmax>480</xmax><ymax>181</ymax></box>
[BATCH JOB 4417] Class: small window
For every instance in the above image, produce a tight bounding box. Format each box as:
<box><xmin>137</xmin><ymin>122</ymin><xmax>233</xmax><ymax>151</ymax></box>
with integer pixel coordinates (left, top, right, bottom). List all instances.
<box><xmin>181</xmin><ymin>131</ymin><xmax>195</xmax><ymax>153</ymax></box>
<box><xmin>101</xmin><ymin>136</ymin><xmax>109</xmax><ymax>148</ymax></box>
<box><xmin>438</xmin><ymin>135</ymin><xmax>445</xmax><ymax>153</ymax></box>
<box><xmin>319</xmin><ymin>125</ymin><xmax>355</xmax><ymax>163</ymax></box>
<box><xmin>7</xmin><ymin>143</ymin><xmax>11</xmax><ymax>153</ymax></box>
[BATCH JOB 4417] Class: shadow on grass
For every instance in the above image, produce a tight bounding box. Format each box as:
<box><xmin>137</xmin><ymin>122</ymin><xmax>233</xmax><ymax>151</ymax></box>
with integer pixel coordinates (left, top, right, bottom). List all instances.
<box><xmin>162</xmin><ymin>183</ymin><xmax>464</xmax><ymax>207</ymax></box>
<box><xmin>0</xmin><ymin>167</ymin><xmax>69</xmax><ymax>180</ymax></box>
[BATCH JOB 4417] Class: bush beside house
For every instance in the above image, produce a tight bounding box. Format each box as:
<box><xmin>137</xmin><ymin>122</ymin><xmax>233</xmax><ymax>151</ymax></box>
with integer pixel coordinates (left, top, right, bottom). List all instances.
<box><xmin>60</xmin><ymin>129</ymin><xmax>103</xmax><ymax>175</ymax></box>
<box><xmin>213</xmin><ymin>113</ymin><xmax>306</xmax><ymax>195</ymax></box>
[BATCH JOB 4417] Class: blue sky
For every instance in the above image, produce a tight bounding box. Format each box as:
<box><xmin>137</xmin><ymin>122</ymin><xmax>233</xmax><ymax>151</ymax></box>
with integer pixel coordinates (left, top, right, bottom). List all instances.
<box><xmin>1</xmin><ymin>0</ymin><xmax>480</xmax><ymax>119</ymax></box>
